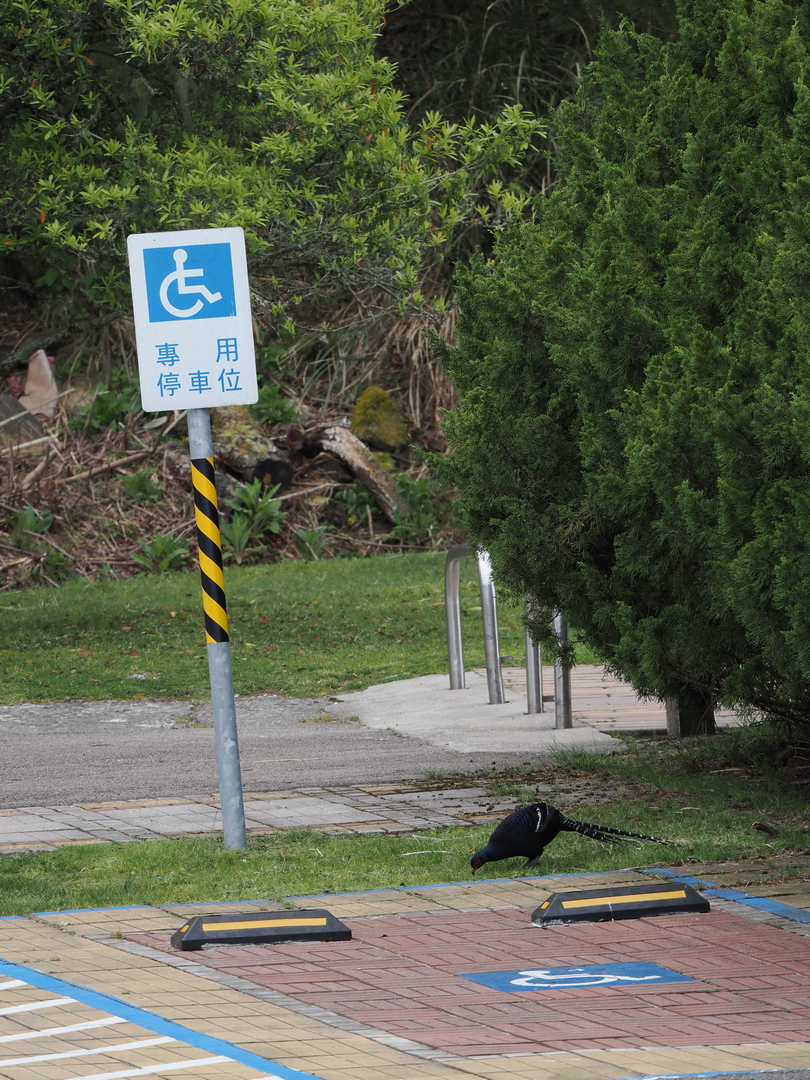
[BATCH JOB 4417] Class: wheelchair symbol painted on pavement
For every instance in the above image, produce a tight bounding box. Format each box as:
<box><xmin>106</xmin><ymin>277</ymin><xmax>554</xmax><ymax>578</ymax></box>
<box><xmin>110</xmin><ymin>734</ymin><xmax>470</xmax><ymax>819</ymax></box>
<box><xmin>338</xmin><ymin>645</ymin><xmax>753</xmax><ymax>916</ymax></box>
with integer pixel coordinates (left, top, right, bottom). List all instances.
<box><xmin>143</xmin><ymin>242</ymin><xmax>237</xmax><ymax>323</ymax></box>
<box><xmin>509</xmin><ymin>968</ymin><xmax>661</xmax><ymax>988</ymax></box>
<box><xmin>459</xmin><ymin>962</ymin><xmax>694</xmax><ymax>992</ymax></box>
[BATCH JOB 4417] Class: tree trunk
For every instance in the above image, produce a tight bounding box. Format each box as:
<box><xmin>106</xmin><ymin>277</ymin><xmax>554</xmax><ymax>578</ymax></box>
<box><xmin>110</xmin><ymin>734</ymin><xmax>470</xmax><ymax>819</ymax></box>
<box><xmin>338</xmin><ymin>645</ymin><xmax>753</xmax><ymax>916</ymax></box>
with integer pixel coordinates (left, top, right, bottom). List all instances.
<box><xmin>667</xmin><ymin>687</ymin><xmax>716</xmax><ymax>737</ymax></box>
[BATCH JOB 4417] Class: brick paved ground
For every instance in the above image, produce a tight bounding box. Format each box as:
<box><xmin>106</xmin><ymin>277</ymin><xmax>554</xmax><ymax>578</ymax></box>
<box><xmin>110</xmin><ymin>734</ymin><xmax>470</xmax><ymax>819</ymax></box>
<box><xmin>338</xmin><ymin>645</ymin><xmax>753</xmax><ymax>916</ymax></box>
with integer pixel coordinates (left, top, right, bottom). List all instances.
<box><xmin>3</xmin><ymin>871</ymin><xmax>810</xmax><ymax>1079</ymax></box>
<box><xmin>129</xmin><ymin>905</ymin><xmax>810</xmax><ymax>1058</ymax></box>
<box><xmin>0</xmin><ymin>784</ymin><xmax>626</xmax><ymax>855</ymax></box>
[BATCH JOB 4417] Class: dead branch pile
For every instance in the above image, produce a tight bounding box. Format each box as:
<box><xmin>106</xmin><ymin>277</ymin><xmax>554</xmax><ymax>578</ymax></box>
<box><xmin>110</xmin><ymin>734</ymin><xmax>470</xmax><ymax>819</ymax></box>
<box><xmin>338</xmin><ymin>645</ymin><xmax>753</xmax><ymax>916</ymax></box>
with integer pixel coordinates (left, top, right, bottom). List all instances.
<box><xmin>0</xmin><ymin>406</ymin><xmax>461</xmax><ymax>592</ymax></box>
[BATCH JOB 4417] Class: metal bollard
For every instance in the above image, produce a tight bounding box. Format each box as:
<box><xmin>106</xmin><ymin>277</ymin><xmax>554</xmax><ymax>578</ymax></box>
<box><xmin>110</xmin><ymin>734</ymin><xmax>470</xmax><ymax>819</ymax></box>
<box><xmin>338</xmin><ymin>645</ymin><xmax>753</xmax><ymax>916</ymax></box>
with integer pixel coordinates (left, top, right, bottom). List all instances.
<box><xmin>444</xmin><ymin>544</ymin><xmax>505</xmax><ymax>704</ymax></box>
<box><xmin>476</xmin><ymin>551</ymin><xmax>506</xmax><ymax>705</ymax></box>
<box><xmin>444</xmin><ymin>547</ymin><xmax>574</xmax><ymax>722</ymax></box>
<box><xmin>524</xmin><ymin>622</ymin><xmax>544</xmax><ymax>714</ymax></box>
<box><xmin>444</xmin><ymin>544</ymin><xmax>468</xmax><ymax>690</ymax></box>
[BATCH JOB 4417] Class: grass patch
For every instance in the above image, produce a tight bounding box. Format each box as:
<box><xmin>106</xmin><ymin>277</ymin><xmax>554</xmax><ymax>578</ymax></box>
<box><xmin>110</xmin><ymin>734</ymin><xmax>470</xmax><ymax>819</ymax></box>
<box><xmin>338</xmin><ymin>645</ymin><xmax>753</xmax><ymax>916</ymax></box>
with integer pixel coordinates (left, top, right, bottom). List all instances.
<box><xmin>0</xmin><ymin>827</ymin><xmax>683</xmax><ymax>917</ymax></box>
<box><xmin>0</xmin><ymin>551</ymin><xmax>599</xmax><ymax>703</ymax></box>
<box><xmin>2</xmin><ymin>723</ymin><xmax>808</xmax><ymax>915</ymax></box>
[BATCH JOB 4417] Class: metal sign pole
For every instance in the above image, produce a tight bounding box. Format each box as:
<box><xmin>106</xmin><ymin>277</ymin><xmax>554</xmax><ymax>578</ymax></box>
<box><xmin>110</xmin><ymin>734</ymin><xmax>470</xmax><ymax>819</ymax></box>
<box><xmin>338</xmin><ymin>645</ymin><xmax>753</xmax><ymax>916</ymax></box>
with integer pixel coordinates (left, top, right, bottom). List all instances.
<box><xmin>127</xmin><ymin>226</ymin><xmax>257</xmax><ymax>851</ymax></box>
<box><xmin>187</xmin><ymin>407</ymin><xmax>247</xmax><ymax>850</ymax></box>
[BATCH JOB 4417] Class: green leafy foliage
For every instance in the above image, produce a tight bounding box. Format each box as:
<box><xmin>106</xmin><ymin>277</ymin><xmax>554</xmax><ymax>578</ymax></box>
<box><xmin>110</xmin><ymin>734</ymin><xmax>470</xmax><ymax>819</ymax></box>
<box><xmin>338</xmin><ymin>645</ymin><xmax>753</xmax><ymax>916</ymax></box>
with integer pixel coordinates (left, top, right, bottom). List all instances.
<box><xmin>6</xmin><ymin>504</ymin><xmax>53</xmax><ymax>538</ymax></box>
<box><xmin>333</xmin><ymin>481</ymin><xmax>376</xmax><ymax>525</ymax></box>
<box><xmin>437</xmin><ymin>0</ymin><xmax>810</xmax><ymax>728</ymax></box>
<box><xmin>382</xmin><ymin>0</ymin><xmax>677</xmax><ymax>202</ymax></box>
<box><xmin>122</xmin><ymin>469</ymin><xmax>164</xmax><ymax>505</ymax></box>
<box><xmin>0</xmin><ymin>0</ymin><xmax>541</xmax><ymax>338</ymax></box>
<box><xmin>389</xmin><ymin>474</ymin><xmax>441</xmax><ymax>546</ymax></box>
<box><xmin>219</xmin><ymin>514</ymin><xmax>255</xmax><ymax>566</ymax></box>
<box><xmin>250</xmin><ymin>384</ymin><xmax>298</xmax><ymax>428</ymax></box>
<box><xmin>69</xmin><ymin>374</ymin><xmax>141</xmax><ymax>434</ymax></box>
<box><xmin>294</xmin><ymin>523</ymin><xmax>332</xmax><ymax>560</ymax></box>
<box><xmin>3</xmin><ymin>504</ymin><xmax>70</xmax><ymax>582</ymax></box>
<box><xmin>222</xmin><ymin>478</ymin><xmax>288</xmax><ymax>563</ymax></box>
<box><xmin>131</xmin><ymin>533</ymin><xmax>190</xmax><ymax>573</ymax></box>
<box><xmin>226</xmin><ymin>479</ymin><xmax>287</xmax><ymax>535</ymax></box>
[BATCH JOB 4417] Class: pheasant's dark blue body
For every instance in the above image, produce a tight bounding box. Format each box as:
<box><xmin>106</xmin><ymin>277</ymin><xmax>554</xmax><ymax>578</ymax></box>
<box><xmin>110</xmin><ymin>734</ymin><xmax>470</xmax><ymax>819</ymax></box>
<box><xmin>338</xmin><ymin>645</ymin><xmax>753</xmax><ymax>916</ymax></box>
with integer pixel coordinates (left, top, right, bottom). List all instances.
<box><xmin>470</xmin><ymin>802</ymin><xmax>666</xmax><ymax>873</ymax></box>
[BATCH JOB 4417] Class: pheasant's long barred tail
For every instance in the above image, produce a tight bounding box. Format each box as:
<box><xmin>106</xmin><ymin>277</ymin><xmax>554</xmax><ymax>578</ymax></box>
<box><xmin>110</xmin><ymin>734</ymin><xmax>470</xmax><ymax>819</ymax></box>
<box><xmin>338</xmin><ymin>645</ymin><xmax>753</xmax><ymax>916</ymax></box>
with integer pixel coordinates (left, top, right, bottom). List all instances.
<box><xmin>559</xmin><ymin>815</ymin><xmax>669</xmax><ymax>846</ymax></box>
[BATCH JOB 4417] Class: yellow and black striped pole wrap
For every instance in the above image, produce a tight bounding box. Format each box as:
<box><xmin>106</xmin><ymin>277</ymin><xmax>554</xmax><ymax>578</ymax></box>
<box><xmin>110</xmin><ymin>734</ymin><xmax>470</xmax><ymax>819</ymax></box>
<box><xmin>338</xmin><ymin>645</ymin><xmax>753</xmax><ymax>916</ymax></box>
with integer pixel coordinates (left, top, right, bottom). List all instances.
<box><xmin>191</xmin><ymin>457</ymin><xmax>229</xmax><ymax>644</ymax></box>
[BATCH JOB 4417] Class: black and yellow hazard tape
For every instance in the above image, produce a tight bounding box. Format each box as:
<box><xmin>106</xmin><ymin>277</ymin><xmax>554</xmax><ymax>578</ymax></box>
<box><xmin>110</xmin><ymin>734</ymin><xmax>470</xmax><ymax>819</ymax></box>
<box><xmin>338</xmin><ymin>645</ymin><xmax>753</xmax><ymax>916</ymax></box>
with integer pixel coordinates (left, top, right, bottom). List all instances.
<box><xmin>190</xmin><ymin>457</ymin><xmax>229</xmax><ymax>644</ymax></box>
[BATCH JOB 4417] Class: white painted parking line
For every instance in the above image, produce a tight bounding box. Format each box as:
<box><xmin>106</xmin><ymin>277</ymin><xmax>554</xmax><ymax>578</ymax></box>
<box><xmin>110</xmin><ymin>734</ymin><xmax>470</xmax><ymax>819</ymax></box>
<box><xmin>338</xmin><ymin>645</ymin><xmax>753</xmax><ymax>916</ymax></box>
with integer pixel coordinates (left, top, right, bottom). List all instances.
<box><xmin>69</xmin><ymin>1056</ymin><xmax>229</xmax><ymax>1078</ymax></box>
<box><xmin>0</xmin><ymin>993</ymin><xmax>74</xmax><ymax>1015</ymax></box>
<box><xmin>0</xmin><ymin>1034</ymin><xmax>174</xmax><ymax>1067</ymax></box>
<box><xmin>0</xmin><ymin>1015</ymin><xmax>125</xmax><ymax>1042</ymax></box>
<box><xmin>0</xmin><ymin>978</ymin><xmax>25</xmax><ymax>990</ymax></box>
<box><xmin>0</xmin><ymin>957</ymin><xmax>323</xmax><ymax>1080</ymax></box>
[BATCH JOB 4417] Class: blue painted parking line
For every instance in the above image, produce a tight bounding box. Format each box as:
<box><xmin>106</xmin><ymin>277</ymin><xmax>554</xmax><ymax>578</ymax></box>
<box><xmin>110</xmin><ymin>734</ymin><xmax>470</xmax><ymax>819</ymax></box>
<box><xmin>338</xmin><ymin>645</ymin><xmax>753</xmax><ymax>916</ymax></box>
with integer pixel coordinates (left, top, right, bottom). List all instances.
<box><xmin>615</xmin><ymin>1072</ymin><xmax>809</xmax><ymax>1080</ymax></box>
<box><xmin>0</xmin><ymin>957</ymin><xmax>325</xmax><ymax>1080</ymax></box>
<box><xmin>642</xmin><ymin>869</ymin><xmax>717</xmax><ymax>888</ymax></box>
<box><xmin>643</xmin><ymin>868</ymin><xmax>810</xmax><ymax>924</ymax></box>
<box><xmin>726</xmin><ymin>893</ymin><xmax>810</xmax><ymax>923</ymax></box>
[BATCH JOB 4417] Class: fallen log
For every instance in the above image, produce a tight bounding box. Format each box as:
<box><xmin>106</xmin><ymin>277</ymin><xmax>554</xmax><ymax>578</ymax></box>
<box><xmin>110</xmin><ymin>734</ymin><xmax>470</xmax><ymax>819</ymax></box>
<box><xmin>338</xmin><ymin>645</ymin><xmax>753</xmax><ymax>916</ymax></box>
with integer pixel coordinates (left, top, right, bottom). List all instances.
<box><xmin>306</xmin><ymin>424</ymin><xmax>408</xmax><ymax>524</ymax></box>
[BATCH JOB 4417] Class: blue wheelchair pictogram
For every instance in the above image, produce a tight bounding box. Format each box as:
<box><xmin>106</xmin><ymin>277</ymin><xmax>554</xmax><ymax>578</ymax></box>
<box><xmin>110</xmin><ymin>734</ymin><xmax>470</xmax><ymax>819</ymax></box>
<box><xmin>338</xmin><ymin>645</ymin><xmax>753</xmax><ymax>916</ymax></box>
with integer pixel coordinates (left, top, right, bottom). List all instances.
<box><xmin>144</xmin><ymin>243</ymin><xmax>237</xmax><ymax>323</ymax></box>
<box><xmin>459</xmin><ymin>962</ymin><xmax>694</xmax><ymax>993</ymax></box>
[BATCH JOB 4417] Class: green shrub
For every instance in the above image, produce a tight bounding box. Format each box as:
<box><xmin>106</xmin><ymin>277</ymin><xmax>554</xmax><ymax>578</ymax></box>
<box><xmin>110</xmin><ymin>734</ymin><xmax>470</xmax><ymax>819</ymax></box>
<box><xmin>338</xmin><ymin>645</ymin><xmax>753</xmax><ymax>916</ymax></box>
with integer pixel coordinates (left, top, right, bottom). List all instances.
<box><xmin>251</xmin><ymin>384</ymin><xmax>298</xmax><ymax>428</ymax></box>
<box><xmin>437</xmin><ymin>0</ymin><xmax>810</xmax><ymax>730</ymax></box>
<box><xmin>69</xmin><ymin>374</ymin><xmax>141</xmax><ymax>434</ymax></box>
<box><xmin>222</xmin><ymin>478</ymin><xmax>288</xmax><ymax>564</ymax></box>
<box><xmin>122</xmin><ymin>469</ymin><xmax>164</xmax><ymax>505</ymax></box>
<box><xmin>294</xmin><ymin>524</ymin><xmax>332</xmax><ymax>560</ymax></box>
<box><xmin>0</xmin><ymin>0</ymin><xmax>539</xmax><ymax>365</ymax></box>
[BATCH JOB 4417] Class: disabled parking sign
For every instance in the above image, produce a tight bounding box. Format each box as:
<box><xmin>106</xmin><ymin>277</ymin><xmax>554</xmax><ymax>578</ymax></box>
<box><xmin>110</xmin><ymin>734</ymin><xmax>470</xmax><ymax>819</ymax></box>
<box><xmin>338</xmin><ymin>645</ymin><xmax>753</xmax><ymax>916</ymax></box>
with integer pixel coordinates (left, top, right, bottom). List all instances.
<box><xmin>127</xmin><ymin>227</ymin><xmax>258</xmax><ymax>411</ymax></box>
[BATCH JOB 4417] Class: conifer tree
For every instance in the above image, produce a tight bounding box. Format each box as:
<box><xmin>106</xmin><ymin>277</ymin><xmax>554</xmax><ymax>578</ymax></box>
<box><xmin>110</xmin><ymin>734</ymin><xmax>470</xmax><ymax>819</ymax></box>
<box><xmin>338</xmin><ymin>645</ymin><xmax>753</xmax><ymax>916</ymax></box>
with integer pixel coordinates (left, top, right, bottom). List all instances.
<box><xmin>436</xmin><ymin>0</ymin><xmax>810</xmax><ymax>732</ymax></box>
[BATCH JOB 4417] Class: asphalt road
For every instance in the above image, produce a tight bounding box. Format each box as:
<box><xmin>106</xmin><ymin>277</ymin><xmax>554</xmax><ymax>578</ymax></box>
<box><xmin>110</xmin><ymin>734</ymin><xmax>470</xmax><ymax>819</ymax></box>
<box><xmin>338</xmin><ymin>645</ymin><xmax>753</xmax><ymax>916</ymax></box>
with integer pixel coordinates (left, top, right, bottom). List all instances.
<box><xmin>0</xmin><ymin>693</ymin><xmax>540</xmax><ymax>807</ymax></box>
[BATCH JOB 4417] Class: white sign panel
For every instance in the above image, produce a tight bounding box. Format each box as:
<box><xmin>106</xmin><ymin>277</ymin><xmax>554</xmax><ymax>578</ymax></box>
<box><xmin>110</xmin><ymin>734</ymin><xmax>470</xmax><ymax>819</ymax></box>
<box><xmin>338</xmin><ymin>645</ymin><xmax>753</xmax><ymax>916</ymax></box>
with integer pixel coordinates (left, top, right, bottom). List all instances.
<box><xmin>127</xmin><ymin>227</ymin><xmax>258</xmax><ymax>412</ymax></box>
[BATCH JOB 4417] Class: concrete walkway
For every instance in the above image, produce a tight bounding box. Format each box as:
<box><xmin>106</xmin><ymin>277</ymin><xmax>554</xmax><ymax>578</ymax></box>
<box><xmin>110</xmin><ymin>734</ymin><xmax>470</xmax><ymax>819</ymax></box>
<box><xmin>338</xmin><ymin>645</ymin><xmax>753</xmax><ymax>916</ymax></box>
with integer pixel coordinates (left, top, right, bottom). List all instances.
<box><xmin>0</xmin><ymin>784</ymin><xmax>522</xmax><ymax>854</ymax></box>
<box><xmin>328</xmin><ymin>667</ymin><xmax>742</xmax><ymax>752</ymax></box>
<box><xmin>0</xmin><ymin>666</ymin><xmax>746</xmax><ymax>854</ymax></box>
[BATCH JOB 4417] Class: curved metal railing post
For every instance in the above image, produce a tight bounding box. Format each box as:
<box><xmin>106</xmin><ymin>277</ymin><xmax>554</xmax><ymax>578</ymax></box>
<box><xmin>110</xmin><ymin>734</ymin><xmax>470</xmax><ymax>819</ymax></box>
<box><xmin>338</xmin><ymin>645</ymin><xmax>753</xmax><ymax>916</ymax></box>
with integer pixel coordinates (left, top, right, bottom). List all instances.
<box><xmin>524</xmin><ymin>621</ymin><xmax>544</xmax><ymax>714</ymax></box>
<box><xmin>553</xmin><ymin>610</ymin><xmax>573</xmax><ymax>728</ymax></box>
<box><xmin>444</xmin><ymin>544</ymin><xmax>504</xmax><ymax>704</ymax></box>
<box><xmin>446</xmin><ymin>546</ymin><xmax>565</xmax><ymax>715</ymax></box>
<box><xmin>475</xmin><ymin>551</ymin><xmax>506</xmax><ymax>704</ymax></box>
<box><xmin>444</xmin><ymin>543</ymin><xmax>469</xmax><ymax>689</ymax></box>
